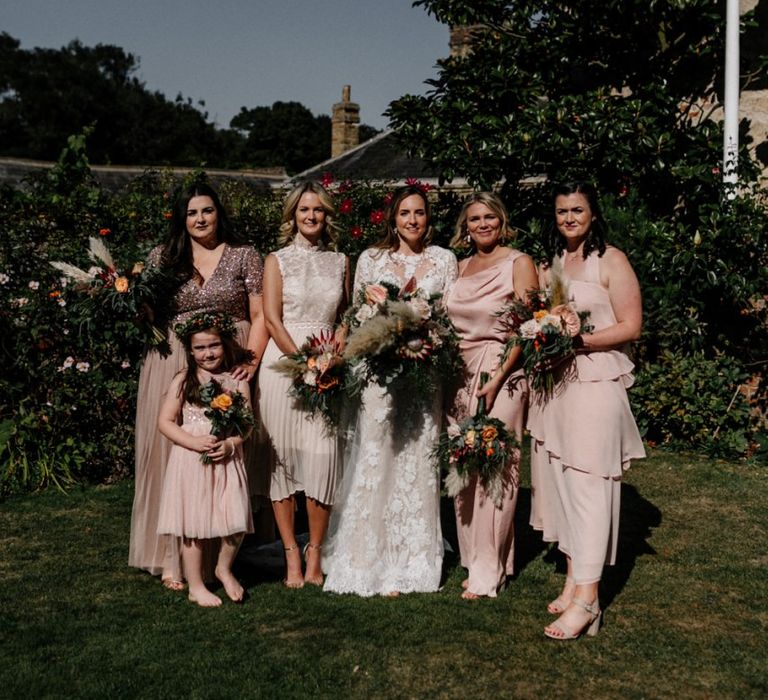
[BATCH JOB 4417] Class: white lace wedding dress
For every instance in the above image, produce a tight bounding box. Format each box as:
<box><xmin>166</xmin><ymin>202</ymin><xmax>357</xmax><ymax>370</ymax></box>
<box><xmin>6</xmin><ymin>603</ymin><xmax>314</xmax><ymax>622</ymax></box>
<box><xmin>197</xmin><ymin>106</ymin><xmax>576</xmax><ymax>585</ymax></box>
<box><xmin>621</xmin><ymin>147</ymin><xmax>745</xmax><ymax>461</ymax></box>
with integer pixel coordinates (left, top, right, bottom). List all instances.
<box><xmin>323</xmin><ymin>245</ymin><xmax>458</xmax><ymax>595</ymax></box>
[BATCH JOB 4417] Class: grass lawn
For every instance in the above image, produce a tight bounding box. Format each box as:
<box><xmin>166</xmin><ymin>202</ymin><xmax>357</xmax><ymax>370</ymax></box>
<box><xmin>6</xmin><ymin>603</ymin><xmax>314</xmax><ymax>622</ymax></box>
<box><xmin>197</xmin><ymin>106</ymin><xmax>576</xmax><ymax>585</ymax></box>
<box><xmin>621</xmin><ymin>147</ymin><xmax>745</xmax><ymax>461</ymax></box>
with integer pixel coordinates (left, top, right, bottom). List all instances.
<box><xmin>1</xmin><ymin>450</ymin><xmax>766</xmax><ymax>699</ymax></box>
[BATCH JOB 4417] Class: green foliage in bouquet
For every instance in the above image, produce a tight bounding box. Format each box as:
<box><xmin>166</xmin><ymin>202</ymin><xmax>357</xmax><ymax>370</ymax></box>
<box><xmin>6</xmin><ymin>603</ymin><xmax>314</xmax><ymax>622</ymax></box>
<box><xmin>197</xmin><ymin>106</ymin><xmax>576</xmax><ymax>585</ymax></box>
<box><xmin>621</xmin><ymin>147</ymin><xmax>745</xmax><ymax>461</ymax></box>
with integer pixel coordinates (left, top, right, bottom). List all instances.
<box><xmin>198</xmin><ymin>379</ymin><xmax>255</xmax><ymax>464</ymax></box>
<box><xmin>433</xmin><ymin>373</ymin><xmax>518</xmax><ymax>507</ymax></box>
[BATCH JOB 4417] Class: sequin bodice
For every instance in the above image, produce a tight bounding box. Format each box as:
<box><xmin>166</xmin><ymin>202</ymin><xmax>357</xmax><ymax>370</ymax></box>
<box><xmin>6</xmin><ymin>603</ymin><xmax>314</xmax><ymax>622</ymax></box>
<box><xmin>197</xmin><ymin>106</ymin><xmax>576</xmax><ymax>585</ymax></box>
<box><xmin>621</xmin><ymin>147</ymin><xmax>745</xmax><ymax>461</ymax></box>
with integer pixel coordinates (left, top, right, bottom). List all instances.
<box><xmin>148</xmin><ymin>244</ymin><xmax>263</xmax><ymax>324</ymax></box>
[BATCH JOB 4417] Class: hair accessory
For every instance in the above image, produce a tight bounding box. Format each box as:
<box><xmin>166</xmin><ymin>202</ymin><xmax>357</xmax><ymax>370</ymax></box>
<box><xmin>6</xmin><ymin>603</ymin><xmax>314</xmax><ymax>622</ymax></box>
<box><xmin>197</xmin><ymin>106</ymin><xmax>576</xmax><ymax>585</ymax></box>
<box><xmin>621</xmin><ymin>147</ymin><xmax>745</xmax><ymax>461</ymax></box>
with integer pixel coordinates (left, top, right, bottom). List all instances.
<box><xmin>174</xmin><ymin>311</ymin><xmax>236</xmax><ymax>340</ymax></box>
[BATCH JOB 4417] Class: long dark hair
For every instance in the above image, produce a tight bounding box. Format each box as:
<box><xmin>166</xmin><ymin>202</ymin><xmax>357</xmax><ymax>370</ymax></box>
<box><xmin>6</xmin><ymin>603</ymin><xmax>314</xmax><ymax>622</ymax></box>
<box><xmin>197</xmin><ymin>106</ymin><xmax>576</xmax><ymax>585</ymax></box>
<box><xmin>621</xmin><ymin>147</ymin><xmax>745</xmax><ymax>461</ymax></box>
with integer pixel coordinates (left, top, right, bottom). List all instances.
<box><xmin>160</xmin><ymin>182</ymin><xmax>244</xmax><ymax>283</ymax></box>
<box><xmin>543</xmin><ymin>181</ymin><xmax>608</xmax><ymax>261</ymax></box>
<box><xmin>179</xmin><ymin>327</ymin><xmax>248</xmax><ymax>406</ymax></box>
<box><xmin>372</xmin><ymin>185</ymin><xmax>433</xmax><ymax>251</ymax></box>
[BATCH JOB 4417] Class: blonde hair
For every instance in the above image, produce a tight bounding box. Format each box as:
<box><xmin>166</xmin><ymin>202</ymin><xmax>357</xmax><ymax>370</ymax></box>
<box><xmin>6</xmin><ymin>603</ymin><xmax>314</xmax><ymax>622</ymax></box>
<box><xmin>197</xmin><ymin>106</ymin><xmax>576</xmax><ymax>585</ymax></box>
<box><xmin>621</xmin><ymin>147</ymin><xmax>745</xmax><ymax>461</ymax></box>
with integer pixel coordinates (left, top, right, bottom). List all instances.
<box><xmin>278</xmin><ymin>180</ymin><xmax>339</xmax><ymax>249</ymax></box>
<box><xmin>449</xmin><ymin>191</ymin><xmax>516</xmax><ymax>250</ymax></box>
<box><xmin>372</xmin><ymin>185</ymin><xmax>434</xmax><ymax>251</ymax></box>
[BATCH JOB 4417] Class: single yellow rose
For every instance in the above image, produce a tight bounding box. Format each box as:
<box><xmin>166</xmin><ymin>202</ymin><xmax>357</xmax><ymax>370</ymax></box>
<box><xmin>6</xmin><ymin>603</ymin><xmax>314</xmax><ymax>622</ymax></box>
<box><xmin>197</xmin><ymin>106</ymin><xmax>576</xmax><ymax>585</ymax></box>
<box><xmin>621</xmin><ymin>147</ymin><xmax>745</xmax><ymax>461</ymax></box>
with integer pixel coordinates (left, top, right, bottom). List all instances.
<box><xmin>464</xmin><ymin>429</ymin><xmax>476</xmax><ymax>448</ymax></box>
<box><xmin>131</xmin><ymin>262</ymin><xmax>145</xmax><ymax>276</ymax></box>
<box><xmin>210</xmin><ymin>393</ymin><xmax>233</xmax><ymax>411</ymax></box>
<box><xmin>114</xmin><ymin>276</ymin><xmax>129</xmax><ymax>293</ymax></box>
<box><xmin>481</xmin><ymin>426</ymin><xmax>498</xmax><ymax>442</ymax></box>
<box><xmin>534</xmin><ymin>309</ymin><xmax>548</xmax><ymax>321</ymax></box>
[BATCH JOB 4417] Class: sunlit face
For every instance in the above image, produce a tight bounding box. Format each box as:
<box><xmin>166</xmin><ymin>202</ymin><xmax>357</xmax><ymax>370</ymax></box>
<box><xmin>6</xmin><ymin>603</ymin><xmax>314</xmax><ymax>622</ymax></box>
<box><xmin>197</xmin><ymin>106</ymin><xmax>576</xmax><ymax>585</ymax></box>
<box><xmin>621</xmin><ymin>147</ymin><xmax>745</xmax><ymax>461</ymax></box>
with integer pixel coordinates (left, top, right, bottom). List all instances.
<box><xmin>394</xmin><ymin>194</ymin><xmax>428</xmax><ymax>250</ymax></box>
<box><xmin>190</xmin><ymin>330</ymin><xmax>225</xmax><ymax>373</ymax></box>
<box><xmin>555</xmin><ymin>193</ymin><xmax>595</xmax><ymax>244</ymax></box>
<box><xmin>295</xmin><ymin>192</ymin><xmax>327</xmax><ymax>240</ymax></box>
<box><xmin>466</xmin><ymin>202</ymin><xmax>502</xmax><ymax>250</ymax></box>
<box><xmin>186</xmin><ymin>195</ymin><xmax>219</xmax><ymax>244</ymax></box>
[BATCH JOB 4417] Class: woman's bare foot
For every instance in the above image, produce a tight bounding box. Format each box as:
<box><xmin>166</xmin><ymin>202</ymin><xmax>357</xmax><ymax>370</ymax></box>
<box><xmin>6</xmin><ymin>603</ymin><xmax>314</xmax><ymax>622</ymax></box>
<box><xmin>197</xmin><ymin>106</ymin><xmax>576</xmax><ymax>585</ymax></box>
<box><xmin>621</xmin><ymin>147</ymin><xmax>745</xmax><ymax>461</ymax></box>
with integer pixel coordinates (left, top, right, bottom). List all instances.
<box><xmin>283</xmin><ymin>544</ymin><xmax>304</xmax><ymax>589</ymax></box>
<box><xmin>384</xmin><ymin>590</ymin><xmax>400</xmax><ymax>597</ymax></box>
<box><xmin>215</xmin><ymin>567</ymin><xmax>244</xmax><ymax>603</ymax></box>
<box><xmin>188</xmin><ymin>585</ymin><xmax>222</xmax><ymax>608</ymax></box>
<box><xmin>461</xmin><ymin>589</ymin><xmax>484</xmax><ymax>600</ymax></box>
<box><xmin>461</xmin><ymin>578</ymin><xmax>469</xmax><ymax>590</ymax></box>
<box><xmin>162</xmin><ymin>577</ymin><xmax>186</xmax><ymax>591</ymax></box>
<box><xmin>303</xmin><ymin>543</ymin><xmax>324</xmax><ymax>586</ymax></box>
<box><xmin>547</xmin><ymin>577</ymin><xmax>575</xmax><ymax>615</ymax></box>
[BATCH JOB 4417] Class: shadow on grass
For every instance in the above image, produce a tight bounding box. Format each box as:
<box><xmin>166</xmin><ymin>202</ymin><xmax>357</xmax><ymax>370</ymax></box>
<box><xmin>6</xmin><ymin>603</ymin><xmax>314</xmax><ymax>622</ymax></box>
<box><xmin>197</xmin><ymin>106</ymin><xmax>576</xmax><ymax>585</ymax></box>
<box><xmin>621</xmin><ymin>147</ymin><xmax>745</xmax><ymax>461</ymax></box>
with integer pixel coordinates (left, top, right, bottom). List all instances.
<box><xmin>533</xmin><ymin>481</ymin><xmax>662</xmax><ymax>606</ymax></box>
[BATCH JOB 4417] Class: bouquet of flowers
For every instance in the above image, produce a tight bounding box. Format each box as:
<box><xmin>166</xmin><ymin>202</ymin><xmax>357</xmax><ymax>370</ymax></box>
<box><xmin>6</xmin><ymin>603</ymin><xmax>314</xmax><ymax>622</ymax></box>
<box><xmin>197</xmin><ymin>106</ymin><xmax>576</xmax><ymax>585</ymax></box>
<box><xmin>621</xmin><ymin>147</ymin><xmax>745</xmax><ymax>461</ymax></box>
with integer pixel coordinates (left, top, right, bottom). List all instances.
<box><xmin>199</xmin><ymin>378</ymin><xmax>255</xmax><ymax>464</ymax></box>
<box><xmin>343</xmin><ymin>277</ymin><xmax>463</xmax><ymax>403</ymax></box>
<box><xmin>496</xmin><ymin>260</ymin><xmax>591</xmax><ymax>396</ymax></box>
<box><xmin>271</xmin><ymin>329</ymin><xmax>344</xmax><ymax>427</ymax></box>
<box><xmin>433</xmin><ymin>373</ymin><xmax>517</xmax><ymax>507</ymax></box>
<box><xmin>51</xmin><ymin>236</ymin><xmax>174</xmax><ymax>353</ymax></box>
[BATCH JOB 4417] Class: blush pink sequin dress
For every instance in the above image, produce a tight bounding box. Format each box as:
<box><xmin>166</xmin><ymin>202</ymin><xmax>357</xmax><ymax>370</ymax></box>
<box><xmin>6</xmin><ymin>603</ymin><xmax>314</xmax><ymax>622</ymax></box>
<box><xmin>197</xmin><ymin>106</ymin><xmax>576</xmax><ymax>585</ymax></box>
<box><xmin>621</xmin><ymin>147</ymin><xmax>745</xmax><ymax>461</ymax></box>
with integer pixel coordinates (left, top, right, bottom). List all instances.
<box><xmin>129</xmin><ymin>244</ymin><xmax>263</xmax><ymax>580</ymax></box>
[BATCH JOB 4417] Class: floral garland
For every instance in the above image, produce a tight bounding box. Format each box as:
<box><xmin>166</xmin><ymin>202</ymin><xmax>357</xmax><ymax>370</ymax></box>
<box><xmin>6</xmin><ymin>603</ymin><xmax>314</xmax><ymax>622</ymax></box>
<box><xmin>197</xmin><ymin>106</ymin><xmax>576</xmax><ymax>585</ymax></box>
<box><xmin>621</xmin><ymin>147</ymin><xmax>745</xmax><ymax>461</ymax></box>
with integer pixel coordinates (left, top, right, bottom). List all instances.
<box><xmin>173</xmin><ymin>311</ymin><xmax>236</xmax><ymax>341</ymax></box>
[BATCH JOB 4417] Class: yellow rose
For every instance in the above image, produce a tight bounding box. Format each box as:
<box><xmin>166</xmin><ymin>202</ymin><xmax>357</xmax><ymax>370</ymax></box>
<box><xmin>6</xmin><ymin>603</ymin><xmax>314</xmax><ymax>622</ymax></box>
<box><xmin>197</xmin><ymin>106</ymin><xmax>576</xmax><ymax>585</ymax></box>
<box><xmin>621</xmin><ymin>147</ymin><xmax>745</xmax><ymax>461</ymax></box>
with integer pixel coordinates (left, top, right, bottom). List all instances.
<box><xmin>481</xmin><ymin>426</ymin><xmax>498</xmax><ymax>443</ymax></box>
<box><xmin>131</xmin><ymin>262</ymin><xmax>145</xmax><ymax>276</ymax></box>
<box><xmin>114</xmin><ymin>276</ymin><xmax>129</xmax><ymax>293</ymax></box>
<box><xmin>210</xmin><ymin>393</ymin><xmax>233</xmax><ymax>411</ymax></box>
<box><xmin>464</xmin><ymin>429</ymin><xmax>476</xmax><ymax>448</ymax></box>
<box><xmin>534</xmin><ymin>309</ymin><xmax>548</xmax><ymax>321</ymax></box>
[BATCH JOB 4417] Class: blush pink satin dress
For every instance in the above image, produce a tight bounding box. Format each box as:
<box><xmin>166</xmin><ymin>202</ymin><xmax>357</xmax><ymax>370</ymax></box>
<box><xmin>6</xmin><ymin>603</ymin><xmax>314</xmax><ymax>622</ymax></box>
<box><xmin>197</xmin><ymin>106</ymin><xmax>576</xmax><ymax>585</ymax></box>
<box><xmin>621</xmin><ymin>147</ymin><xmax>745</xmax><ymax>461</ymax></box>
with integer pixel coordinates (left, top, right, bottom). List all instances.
<box><xmin>445</xmin><ymin>249</ymin><xmax>529</xmax><ymax>597</ymax></box>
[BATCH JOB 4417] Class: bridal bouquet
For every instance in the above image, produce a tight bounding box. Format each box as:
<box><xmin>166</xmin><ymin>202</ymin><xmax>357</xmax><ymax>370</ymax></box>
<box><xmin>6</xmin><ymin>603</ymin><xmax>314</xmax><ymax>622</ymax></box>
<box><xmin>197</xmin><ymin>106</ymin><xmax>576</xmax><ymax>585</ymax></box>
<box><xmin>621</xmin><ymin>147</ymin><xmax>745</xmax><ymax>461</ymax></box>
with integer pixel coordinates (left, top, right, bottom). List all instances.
<box><xmin>51</xmin><ymin>236</ymin><xmax>174</xmax><ymax>352</ymax></box>
<box><xmin>199</xmin><ymin>378</ymin><xmax>255</xmax><ymax>464</ymax></box>
<box><xmin>496</xmin><ymin>262</ymin><xmax>591</xmax><ymax>396</ymax></box>
<box><xmin>433</xmin><ymin>373</ymin><xmax>517</xmax><ymax>508</ymax></box>
<box><xmin>271</xmin><ymin>329</ymin><xmax>344</xmax><ymax>427</ymax></box>
<box><xmin>343</xmin><ymin>278</ymin><xmax>462</xmax><ymax>401</ymax></box>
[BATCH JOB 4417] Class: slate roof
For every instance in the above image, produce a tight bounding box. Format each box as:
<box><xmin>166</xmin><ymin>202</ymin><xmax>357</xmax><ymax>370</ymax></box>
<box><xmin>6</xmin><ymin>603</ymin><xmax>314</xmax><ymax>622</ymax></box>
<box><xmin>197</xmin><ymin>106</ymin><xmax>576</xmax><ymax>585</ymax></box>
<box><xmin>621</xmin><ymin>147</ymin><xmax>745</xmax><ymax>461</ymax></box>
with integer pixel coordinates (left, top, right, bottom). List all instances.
<box><xmin>293</xmin><ymin>130</ymin><xmax>444</xmax><ymax>184</ymax></box>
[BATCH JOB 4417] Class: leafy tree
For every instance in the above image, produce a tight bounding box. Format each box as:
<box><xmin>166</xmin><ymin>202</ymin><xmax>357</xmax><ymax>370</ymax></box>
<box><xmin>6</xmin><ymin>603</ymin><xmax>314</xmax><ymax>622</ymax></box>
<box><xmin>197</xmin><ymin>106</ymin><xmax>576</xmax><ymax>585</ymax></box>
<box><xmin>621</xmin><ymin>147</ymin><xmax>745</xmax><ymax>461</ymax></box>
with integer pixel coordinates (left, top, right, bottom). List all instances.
<box><xmin>230</xmin><ymin>101</ymin><xmax>381</xmax><ymax>174</ymax></box>
<box><xmin>0</xmin><ymin>33</ymin><xmax>233</xmax><ymax>166</ymax></box>
<box><xmin>387</xmin><ymin>0</ymin><xmax>767</xmax><ymax>222</ymax></box>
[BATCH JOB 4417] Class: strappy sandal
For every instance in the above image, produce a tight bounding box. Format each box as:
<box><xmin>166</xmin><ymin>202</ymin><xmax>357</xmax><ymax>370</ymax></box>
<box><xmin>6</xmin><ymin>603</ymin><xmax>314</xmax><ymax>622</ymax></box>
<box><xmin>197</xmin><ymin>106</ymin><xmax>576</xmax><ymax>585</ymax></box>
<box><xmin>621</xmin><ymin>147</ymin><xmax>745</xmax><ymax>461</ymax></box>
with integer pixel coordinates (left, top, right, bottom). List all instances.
<box><xmin>282</xmin><ymin>544</ymin><xmax>304</xmax><ymax>589</ymax></box>
<box><xmin>547</xmin><ymin>576</ymin><xmax>574</xmax><ymax>614</ymax></box>
<box><xmin>544</xmin><ymin>598</ymin><xmax>602</xmax><ymax>640</ymax></box>
<box><xmin>303</xmin><ymin>542</ymin><xmax>324</xmax><ymax>586</ymax></box>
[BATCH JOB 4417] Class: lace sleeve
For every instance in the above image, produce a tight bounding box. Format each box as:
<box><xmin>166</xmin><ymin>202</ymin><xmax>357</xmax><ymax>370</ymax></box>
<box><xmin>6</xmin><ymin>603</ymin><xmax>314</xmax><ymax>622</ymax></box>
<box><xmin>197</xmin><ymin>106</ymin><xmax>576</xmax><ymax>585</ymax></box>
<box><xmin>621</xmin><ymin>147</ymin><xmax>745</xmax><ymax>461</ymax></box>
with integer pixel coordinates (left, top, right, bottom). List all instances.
<box><xmin>442</xmin><ymin>248</ymin><xmax>459</xmax><ymax>293</ymax></box>
<box><xmin>353</xmin><ymin>249</ymin><xmax>376</xmax><ymax>297</ymax></box>
<box><xmin>242</xmin><ymin>246</ymin><xmax>264</xmax><ymax>295</ymax></box>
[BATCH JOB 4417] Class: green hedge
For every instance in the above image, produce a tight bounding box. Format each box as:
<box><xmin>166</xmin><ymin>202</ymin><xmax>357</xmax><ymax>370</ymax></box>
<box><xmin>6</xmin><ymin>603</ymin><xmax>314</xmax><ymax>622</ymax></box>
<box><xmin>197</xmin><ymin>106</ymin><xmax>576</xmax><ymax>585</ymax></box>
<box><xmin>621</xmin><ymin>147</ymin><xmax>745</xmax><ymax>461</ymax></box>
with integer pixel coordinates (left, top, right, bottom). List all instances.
<box><xmin>1</xmin><ymin>137</ymin><xmax>766</xmax><ymax>495</ymax></box>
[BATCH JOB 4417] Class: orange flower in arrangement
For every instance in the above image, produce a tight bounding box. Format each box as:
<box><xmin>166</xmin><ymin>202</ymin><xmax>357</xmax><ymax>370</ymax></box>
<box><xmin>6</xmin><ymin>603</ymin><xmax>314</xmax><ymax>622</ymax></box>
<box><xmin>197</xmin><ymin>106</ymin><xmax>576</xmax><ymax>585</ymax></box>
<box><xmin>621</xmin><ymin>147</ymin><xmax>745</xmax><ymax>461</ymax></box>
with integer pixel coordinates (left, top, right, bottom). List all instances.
<box><xmin>317</xmin><ymin>374</ymin><xmax>340</xmax><ymax>393</ymax></box>
<box><xmin>210</xmin><ymin>393</ymin><xmax>233</xmax><ymax>411</ymax></box>
<box><xmin>99</xmin><ymin>228</ymin><xmax>111</xmax><ymax>236</ymax></box>
<box><xmin>481</xmin><ymin>425</ymin><xmax>498</xmax><ymax>443</ymax></box>
<box><xmin>49</xmin><ymin>290</ymin><xmax>61</xmax><ymax>298</ymax></box>
<box><xmin>114</xmin><ymin>276</ymin><xmax>130</xmax><ymax>293</ymax></box>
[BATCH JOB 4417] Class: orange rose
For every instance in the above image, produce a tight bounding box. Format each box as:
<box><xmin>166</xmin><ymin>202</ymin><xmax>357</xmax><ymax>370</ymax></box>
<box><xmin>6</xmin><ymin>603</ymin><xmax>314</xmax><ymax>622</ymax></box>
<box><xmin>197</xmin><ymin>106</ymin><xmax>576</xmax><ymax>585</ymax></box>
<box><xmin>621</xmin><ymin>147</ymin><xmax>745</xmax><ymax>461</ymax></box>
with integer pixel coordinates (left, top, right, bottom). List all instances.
<box><xmin>114</xmin><ymin>276</ymin><xmax>129</xmax><ymax>293</ymax></box>
<box><xmin>210</xmin><ymin>393</ymin><xmax>233</xmax><ymax>411</ymax></box>
<box><xmin>481</xmin><ymin>426</ymin><xmax>498</xmax><ymax>442</ymax></box>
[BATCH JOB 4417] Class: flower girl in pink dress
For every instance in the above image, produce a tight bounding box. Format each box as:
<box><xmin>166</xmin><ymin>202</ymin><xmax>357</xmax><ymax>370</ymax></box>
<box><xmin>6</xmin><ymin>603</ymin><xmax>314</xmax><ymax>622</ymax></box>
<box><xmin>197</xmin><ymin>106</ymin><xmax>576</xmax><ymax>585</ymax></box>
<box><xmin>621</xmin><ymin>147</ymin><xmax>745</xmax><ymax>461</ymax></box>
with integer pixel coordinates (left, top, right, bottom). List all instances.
<box><xmin>156</xmin><ymin>312</ymin><xmax>254</xmax><ymax>607</ymax></box>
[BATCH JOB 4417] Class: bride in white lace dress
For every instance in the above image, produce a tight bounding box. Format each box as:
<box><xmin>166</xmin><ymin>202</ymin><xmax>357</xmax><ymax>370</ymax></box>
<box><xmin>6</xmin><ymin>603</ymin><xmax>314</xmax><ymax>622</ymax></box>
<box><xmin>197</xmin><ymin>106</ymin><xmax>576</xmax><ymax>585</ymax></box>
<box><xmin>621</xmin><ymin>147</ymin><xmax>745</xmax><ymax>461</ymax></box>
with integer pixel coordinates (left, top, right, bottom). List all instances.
<box><xmin>259</xmin><ymin>181</ymin><xmax>349</xmax><ymax>588</ymax></box>
<box><xmin>323</xmin><ymin>185</ymin><xmax>458</xmax><ymax>596</ymax></box>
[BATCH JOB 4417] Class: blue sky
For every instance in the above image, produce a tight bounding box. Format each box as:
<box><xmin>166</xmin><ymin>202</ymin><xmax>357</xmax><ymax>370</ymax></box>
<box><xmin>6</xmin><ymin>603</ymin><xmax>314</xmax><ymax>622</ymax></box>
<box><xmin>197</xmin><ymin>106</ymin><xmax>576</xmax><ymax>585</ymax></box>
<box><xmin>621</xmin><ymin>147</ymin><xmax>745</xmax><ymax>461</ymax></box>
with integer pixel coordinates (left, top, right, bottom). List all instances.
<box><xmin>0</xmin><ymin>0</ymin><xmax>450</xmax><ymax>130</ymax></box>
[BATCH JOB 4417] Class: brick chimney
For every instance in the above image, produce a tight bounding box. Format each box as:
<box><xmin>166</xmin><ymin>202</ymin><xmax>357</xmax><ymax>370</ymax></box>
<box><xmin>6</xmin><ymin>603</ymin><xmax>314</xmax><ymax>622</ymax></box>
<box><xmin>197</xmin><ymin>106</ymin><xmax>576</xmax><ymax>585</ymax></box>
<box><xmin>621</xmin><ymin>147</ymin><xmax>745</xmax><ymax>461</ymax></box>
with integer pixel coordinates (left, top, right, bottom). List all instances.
<box><xmin>331</xmin><ymin>85</ymin><xmax>360</xmax><ymax>157</ymax></box>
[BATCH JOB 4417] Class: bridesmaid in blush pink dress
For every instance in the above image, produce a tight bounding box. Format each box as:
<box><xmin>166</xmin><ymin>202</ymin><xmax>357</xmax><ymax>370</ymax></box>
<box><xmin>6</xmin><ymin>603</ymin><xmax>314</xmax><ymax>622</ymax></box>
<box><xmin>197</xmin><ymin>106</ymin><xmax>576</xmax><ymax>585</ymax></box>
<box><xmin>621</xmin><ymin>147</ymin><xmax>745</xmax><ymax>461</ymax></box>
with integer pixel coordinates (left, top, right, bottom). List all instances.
<box><xmin>445</xmin><ymin>192</ymin><xmax>538</xmax><ymax>599</ymax></box>
<box><xmin>528</xmin><ymin>181</ymin><xmax>645</xmax><ymax>640</ymax></box>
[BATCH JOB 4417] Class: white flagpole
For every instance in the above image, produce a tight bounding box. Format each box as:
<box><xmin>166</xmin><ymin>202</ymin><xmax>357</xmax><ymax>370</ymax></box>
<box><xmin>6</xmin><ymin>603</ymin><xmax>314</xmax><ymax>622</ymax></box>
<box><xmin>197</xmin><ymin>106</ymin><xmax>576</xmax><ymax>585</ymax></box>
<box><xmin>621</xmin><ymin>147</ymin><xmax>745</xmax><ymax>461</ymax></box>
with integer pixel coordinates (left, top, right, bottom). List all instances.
<box><xmin>723</xmin><ymin>0</ymin><xmax>740</xmax><ymax>194</ymax></box>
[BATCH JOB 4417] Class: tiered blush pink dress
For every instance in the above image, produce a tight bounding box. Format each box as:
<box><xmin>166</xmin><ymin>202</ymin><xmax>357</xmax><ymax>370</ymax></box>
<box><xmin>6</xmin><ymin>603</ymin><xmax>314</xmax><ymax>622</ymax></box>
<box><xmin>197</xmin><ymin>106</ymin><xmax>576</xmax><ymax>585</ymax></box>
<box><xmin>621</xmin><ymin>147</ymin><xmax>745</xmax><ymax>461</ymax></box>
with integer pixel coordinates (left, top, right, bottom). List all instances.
<box><xmin>156</xmin><ymin>373</ymin><xmax>254</xmax><ymax>539</ymax></box>
<box><xmin>527</xmin><ymin>250</ymin><xmax>645</xmax><ymax>583</ymax></box>
<box><xmin>129</xmin><ymin>244</ymin><xmax>263</xmax><ymax>580</ymax></box>
<box><xmin>257</xmin><ymin>236</ymin><xmax>346</xmax><ymax>505</ymax></box>
<box><xmin>445</xmin><ymin>249</ymin><xmax>528</xmax><ymax>597</ymax></box>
